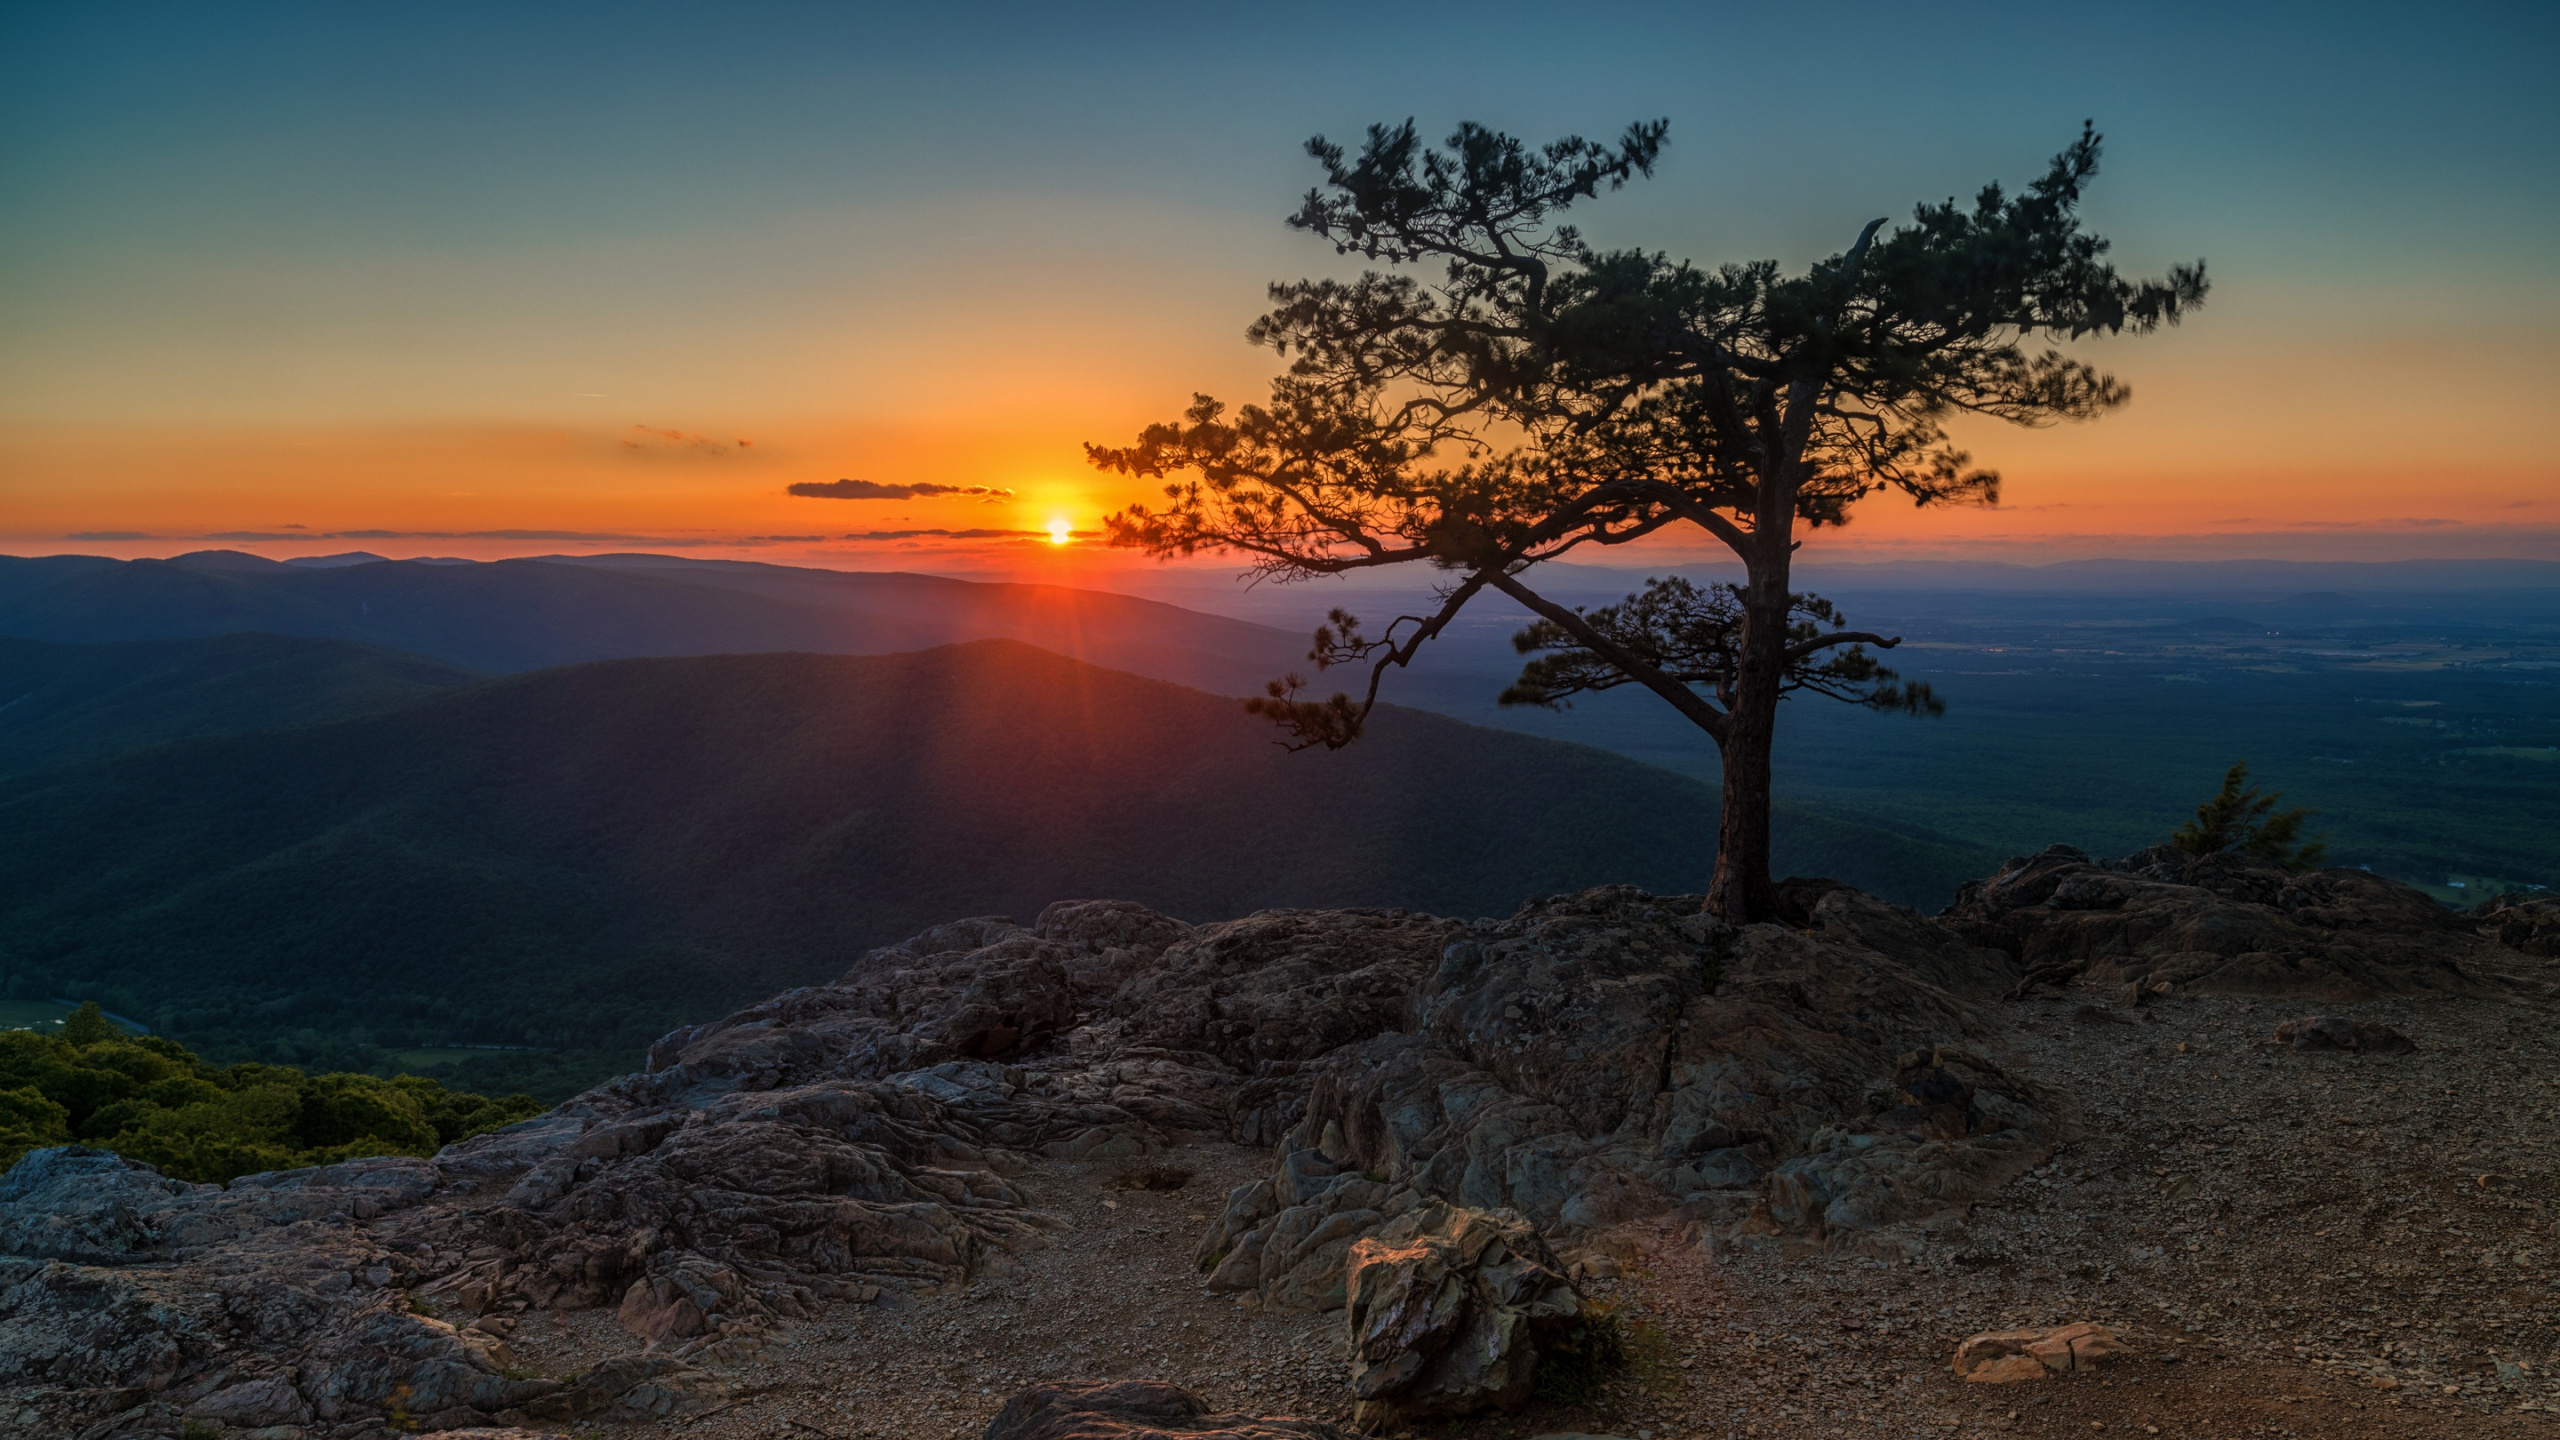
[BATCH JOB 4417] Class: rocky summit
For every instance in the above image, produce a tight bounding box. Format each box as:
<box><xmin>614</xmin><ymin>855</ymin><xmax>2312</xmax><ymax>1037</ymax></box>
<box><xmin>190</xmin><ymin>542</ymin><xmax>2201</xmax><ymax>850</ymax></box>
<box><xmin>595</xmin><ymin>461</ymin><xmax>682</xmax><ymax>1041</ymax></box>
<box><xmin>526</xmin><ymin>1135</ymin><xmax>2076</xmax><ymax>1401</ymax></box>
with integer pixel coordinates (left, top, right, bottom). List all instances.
<box><xmin>3</xmin><ymin>853</ymin><xmax>2554</xmax><ymax>1440</ymax></box>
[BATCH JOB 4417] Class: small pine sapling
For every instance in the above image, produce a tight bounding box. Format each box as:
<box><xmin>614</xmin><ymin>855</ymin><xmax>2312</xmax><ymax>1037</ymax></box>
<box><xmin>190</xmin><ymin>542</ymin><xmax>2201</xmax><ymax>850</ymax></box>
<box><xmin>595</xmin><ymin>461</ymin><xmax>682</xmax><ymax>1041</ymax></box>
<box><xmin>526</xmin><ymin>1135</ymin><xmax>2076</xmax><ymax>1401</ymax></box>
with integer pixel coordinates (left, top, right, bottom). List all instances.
<box><xmin>2172</xmin><ymin>762</ymin><xmax>2327</xmax><ymax>869</ymax></box>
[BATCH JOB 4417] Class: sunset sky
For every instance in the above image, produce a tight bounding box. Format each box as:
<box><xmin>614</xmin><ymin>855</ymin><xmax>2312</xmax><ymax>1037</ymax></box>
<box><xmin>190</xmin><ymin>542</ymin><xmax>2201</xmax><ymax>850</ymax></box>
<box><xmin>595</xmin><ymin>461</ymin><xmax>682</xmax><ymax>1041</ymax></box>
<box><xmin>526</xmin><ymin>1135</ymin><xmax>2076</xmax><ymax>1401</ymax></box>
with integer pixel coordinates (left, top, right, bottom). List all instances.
<box><xmin>3</xmin><ymin>2</ymin><xmax>2553</xmax><ymax>576</ymax></box>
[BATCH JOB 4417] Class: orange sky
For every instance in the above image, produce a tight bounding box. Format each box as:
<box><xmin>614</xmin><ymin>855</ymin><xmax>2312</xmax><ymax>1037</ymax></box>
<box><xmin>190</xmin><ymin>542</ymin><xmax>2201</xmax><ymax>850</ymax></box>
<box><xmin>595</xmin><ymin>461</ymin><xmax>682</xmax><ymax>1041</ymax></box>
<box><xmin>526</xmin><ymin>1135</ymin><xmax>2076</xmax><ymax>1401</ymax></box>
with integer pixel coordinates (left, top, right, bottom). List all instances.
<box><xmin>6</xmin><ymin>311</ymin><xmax>2553</xmax><ymax>573</ymax></box>
<box><xmin>6</xmin><ymin>8</ymin><xmax>2554</xmax><ymax>576</ymax></box>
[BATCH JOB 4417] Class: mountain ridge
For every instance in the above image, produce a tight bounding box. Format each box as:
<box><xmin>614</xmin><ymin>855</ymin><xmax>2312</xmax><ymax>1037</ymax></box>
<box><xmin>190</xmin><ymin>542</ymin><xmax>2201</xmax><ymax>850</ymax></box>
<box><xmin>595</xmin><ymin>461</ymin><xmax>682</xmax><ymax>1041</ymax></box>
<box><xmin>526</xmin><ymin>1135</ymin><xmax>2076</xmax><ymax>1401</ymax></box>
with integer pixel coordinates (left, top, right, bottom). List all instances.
<box><xmin>0</xmin><ymin>551</ymin><xmax>1301</xmax><ymax>694</ymax></box>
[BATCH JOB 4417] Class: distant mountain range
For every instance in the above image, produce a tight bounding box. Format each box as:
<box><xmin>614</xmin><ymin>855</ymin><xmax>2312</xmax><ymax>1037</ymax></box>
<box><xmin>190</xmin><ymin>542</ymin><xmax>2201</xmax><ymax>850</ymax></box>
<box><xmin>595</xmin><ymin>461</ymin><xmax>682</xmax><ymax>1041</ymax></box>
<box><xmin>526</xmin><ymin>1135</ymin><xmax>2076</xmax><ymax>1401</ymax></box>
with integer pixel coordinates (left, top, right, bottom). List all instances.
<box><xmin>0</xmin><ymin>550</ymin><xmax>1301</xmax><ymax>693</ymax></box>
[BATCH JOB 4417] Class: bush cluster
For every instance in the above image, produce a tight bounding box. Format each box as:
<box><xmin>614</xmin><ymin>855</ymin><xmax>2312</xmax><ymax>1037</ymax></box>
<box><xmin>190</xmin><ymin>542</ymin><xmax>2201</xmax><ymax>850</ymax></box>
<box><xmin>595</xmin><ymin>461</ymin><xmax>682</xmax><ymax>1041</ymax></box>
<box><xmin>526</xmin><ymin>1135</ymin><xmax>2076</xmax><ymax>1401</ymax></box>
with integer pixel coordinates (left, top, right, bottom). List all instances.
<box><xmin>0</xmin><ymin>1002</ymin><xmax>540</xmax><ymax>1183</ymax></box>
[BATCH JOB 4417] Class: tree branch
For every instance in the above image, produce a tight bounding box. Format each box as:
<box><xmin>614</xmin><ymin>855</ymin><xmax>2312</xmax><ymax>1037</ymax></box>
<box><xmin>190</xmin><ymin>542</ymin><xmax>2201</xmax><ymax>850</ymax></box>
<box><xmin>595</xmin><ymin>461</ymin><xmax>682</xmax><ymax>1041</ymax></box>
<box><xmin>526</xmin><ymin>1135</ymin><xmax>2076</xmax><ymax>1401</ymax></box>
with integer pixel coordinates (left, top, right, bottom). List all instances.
<box><xmin>1784</xmin><ymin>629</ymin><xmax>1900</xmax><ymax>663</ymax></box>
<box><xmin>1599</xmin><ymin>478</ymin><xmax>1756</xmax><ymax>557</ymax></box>
<box><xmin>1484</xmin><ymin>571</ymin><xmax>1729</xmax><ymax>742</ymax></box>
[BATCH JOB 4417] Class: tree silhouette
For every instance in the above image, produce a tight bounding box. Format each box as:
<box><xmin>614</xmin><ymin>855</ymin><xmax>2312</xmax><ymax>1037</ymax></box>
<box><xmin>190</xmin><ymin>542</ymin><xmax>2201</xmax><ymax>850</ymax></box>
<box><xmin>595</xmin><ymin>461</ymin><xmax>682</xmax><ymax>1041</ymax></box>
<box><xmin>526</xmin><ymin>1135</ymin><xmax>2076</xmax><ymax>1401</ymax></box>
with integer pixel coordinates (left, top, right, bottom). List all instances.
<box><xmin>1092</xmin><ymin>119</ymin><xmax>2204</xmax><ymax>921</ymax></box>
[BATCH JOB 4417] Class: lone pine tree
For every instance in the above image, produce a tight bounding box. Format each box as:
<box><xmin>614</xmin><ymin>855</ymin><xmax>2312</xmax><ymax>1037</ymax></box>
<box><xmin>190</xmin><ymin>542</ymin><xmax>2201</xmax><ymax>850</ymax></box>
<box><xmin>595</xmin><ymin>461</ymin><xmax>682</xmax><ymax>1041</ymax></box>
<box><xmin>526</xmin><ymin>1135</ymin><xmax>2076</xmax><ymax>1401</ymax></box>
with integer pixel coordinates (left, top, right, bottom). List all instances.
<box><xmin>1092</xmin><ymin>119</ymin><xmax>2205</xmax><ymax>921</ymax></box>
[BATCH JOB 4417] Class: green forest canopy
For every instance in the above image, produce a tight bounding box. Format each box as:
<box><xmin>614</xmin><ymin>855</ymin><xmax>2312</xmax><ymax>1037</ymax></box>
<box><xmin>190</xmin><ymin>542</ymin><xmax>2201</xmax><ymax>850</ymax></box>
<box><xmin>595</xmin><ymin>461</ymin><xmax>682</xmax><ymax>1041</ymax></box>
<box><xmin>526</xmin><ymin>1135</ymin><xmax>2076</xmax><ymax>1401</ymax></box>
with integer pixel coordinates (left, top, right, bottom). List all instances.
<box><xmin>0</xmin><ymin>1002</ymin><xmax>539</xmax><ymax>1183</ymax></box>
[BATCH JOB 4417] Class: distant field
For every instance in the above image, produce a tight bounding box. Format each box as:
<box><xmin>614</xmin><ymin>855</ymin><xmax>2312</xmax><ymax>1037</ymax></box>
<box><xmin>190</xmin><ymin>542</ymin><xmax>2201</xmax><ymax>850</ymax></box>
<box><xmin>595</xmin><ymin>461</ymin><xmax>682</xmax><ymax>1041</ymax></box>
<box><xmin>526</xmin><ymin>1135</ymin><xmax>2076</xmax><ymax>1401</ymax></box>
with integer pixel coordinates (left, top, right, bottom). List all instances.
<box><xmin>0</xmin><ymin>1000</ymin><xmax>68</xmax><ymax>1032</ymax></box>
<box><xmin>1374</xmin><ymin>583</ymin><xmax>2560</xmax><ymax>903</ymax></box>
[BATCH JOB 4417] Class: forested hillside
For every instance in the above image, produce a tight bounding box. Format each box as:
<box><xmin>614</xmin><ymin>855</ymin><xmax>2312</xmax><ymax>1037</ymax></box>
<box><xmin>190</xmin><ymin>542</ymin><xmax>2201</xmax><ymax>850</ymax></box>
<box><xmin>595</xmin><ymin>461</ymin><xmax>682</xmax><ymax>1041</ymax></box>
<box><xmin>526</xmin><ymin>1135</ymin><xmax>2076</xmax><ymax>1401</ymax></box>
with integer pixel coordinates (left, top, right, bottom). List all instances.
<box><xmin>0</xmin><ymin>632</ymin><xmax>473</xmax><ymax>775</ymax></box>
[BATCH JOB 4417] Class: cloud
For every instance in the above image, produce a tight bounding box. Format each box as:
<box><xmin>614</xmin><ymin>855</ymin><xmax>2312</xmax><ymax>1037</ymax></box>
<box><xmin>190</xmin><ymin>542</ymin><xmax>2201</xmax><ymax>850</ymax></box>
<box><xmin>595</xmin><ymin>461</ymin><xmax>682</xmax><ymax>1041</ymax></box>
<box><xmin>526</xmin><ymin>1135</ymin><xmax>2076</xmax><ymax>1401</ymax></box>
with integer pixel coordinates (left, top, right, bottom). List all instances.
<box><xmin>839</xmin><ymin>528</ymin><xmax>1084</xmax><ymax>541</ymax></box>
<box><xmin>789</xmin><ymin>479</ymin><xmax>1015</xmax><ymax>501</ymax></box>
<box><xmin>193</xmin><ymin>528</ymin><xmax>739</xmax><ymax>547</ymax></box>
<box><xmin>66</xmin><ymin>531</ymin><xmax>151</xmax><ymax>541</ymax></box>
<box><xmin>623</xmin><ymin>425</ymin><xmax>752</xmax><ymax>454</ymax></box>
<box><xmin>205</xmin><ymin>531</ymin><xmax>317</xmax><ymax>541</ymax></box>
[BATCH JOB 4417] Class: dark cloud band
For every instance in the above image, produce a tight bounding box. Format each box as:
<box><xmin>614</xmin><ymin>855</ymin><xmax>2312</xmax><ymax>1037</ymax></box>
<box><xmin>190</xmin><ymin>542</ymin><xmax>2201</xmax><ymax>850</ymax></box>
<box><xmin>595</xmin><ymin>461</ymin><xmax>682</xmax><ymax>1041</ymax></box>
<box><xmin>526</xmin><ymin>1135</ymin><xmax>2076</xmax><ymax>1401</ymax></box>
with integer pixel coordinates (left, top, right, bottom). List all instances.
<box><xmin>788</xmin><ymin>479</ymin><xmax>1015</xmax><ymax>501</ymax></box>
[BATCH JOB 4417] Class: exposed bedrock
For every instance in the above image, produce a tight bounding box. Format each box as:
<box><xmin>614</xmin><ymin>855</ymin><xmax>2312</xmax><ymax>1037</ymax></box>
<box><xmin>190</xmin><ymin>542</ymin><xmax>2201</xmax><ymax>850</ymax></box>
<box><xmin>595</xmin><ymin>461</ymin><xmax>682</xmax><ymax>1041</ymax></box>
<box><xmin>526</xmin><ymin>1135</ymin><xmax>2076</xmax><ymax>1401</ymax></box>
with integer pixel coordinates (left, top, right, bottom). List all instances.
<box><xmin>0</xmin><ymin>1147</ymin><xmax>706</xmax><ymax>1437</ymax></box>
<box><xmin>1193</xmin><ymin>885</ymin><xmax>2069</xmax><ymax>1301</ymax></box>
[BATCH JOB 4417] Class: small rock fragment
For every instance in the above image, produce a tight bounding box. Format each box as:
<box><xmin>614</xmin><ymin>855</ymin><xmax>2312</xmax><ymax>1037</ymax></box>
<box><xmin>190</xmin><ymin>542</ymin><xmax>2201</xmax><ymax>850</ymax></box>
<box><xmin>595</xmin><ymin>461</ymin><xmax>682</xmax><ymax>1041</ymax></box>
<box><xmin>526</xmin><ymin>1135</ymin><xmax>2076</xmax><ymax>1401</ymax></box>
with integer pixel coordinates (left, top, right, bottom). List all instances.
<box><xmin>1952</xmin><ymin>1322</ymin><xmax>2130</xmax><ymax>1382</ymax></box>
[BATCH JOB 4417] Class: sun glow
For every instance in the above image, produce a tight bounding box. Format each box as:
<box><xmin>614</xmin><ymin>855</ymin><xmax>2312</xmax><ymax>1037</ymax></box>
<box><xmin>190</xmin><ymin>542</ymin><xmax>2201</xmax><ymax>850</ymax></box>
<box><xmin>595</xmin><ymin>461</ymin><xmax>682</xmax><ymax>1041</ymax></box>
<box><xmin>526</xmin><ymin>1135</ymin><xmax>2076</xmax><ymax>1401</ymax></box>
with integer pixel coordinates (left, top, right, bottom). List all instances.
<box><xmin>1046</xmin><ymin>519</ymin><xmax>1072</xmax><ymax>545</ymax></box>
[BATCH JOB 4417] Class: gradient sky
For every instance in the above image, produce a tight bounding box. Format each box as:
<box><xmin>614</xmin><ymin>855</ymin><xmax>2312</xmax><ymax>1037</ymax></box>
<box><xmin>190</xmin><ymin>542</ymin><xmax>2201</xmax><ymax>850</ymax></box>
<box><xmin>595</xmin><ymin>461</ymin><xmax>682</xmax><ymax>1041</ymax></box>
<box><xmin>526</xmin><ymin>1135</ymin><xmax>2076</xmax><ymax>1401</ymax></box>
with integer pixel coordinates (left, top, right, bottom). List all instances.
<box><xmin>3</xmin><ymin>1</ymin><xmax>2554</xmax><ymax>573</ymax></box>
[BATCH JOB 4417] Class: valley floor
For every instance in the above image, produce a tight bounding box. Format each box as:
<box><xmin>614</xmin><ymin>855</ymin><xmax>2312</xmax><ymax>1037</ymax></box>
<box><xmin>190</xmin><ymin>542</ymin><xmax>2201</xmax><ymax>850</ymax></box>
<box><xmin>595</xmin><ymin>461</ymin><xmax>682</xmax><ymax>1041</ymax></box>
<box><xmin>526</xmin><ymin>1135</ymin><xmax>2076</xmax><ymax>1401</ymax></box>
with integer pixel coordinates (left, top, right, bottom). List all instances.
<box><xmin>455</xmin><ymin>989</ymin><xmax>2559</xmax><ymax>1440</ymax></box>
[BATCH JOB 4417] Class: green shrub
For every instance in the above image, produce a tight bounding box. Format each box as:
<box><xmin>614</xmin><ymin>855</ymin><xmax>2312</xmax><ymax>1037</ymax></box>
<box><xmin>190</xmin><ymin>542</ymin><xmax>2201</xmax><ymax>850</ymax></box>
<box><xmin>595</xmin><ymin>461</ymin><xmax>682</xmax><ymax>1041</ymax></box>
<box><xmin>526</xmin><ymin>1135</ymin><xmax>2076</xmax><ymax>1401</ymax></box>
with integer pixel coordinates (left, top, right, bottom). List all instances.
<box><xmin>0</xmin><ymin>1008</ymin><xmax>539</xmax><ymax>1183</ymax></box>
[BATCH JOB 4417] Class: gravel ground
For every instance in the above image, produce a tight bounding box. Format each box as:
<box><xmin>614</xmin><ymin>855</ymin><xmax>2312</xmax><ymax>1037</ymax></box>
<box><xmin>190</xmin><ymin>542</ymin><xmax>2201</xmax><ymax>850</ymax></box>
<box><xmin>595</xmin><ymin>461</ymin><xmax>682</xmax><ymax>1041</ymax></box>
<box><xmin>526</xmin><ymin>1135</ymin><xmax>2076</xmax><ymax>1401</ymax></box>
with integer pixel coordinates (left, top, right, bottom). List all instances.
<box><xmin>479</xmin><ymin>988</ymin><xmax>2558</xmax><ymax>1440</ymax></box>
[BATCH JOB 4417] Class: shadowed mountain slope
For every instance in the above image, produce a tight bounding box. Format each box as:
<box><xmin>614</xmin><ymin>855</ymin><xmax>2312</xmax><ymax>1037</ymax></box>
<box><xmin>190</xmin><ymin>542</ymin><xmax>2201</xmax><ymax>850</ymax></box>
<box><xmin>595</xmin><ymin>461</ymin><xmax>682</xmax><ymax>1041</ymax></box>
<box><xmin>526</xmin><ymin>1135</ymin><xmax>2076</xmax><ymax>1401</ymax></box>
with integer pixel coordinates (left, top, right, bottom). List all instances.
<box><xmin>0</xmin><ymin>641</ymin><xmax>1752</xmax><ymax>1089</ymax></box>
<box><xmin>0</xmin><ymin>551</ymin><xmax>1299</xmax><ymax>694</ymax></box>
<box><xmin>0</xmin><ymin>633</ymin><xmax>475</xmax><ymax>776</ymax></box>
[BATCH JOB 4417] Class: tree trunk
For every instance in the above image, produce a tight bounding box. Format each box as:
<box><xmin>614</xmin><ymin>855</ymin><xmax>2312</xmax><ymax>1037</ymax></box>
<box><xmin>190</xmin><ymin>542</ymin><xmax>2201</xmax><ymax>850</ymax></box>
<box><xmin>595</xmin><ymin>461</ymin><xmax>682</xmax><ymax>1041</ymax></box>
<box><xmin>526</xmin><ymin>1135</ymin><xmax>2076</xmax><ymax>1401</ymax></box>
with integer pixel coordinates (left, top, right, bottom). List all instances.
<box><xmin>1705</xmin><ymin>569</ymin><xmax>1791</xmax><ymax>924</ymax></box>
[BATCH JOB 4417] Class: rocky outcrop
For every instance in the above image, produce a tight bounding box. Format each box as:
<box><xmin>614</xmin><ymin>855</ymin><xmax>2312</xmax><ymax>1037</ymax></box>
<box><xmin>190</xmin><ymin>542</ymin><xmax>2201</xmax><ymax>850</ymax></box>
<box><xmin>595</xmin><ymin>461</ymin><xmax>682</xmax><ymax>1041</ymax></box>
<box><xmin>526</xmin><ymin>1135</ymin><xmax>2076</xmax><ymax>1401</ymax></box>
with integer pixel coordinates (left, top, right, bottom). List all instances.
<box><xmin>1342</xmin><ymin>1203</ymin><xmax>1580</xmax><ymax>1425</ymax></box>
<box><xmin>0</xmin><ymin>903</ymin><xmax>1224</xmax><ymax>1437</ymax></box>
<box><xmin>0</xmin><ymin>897</ymin><xmax>1488</xmax><ymax>1436</ymax></box>
<box><xmin>1945</xmin><ymin>844</ymin><xmax>2511</xmax><ymax>1001</ymax></box>
<box><xmin>1282</xmin><ymin>887</ymin><xmax>2062</xmax><ymax>1251</ymax></box>
<box><xmin>6</xmin><ymin>868</ymin><xmax>2242</xmax><ymax>1436</ymax></box>
<box><xmin>1187</xmin><ymin>885</ymin><xmax>2065</xmax><ymax>1314</ymax></box>
<box><xmin>982</xmin><ymin>1380</ymin><xmax>1352</xmax><ymax>1439</ymax></box>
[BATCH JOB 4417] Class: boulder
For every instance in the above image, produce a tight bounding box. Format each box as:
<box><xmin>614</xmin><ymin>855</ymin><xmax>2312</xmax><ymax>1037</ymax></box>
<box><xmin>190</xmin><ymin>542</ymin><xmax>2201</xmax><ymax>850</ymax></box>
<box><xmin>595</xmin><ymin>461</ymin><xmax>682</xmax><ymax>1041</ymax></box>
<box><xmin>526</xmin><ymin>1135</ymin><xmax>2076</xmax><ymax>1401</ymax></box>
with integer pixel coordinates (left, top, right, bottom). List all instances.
<box><xmin>1342</xmin><ymin>1203</ymin><xmax>1581</xmax><ymax>1425</ymax></box>
<box><xmin>1951</xmin><ymin>1322</ymin><xmax>2129</xmax><ymax>1382</ymax></box>
<box><xmin>981</xmin><ymin>1380</ymin><xmax>1351</xmax><ymax>1439</ymax></box>
<box><xmin>2270</xmin><ymin>1016</ymin><xmax>2417</xmax><ymax>1055</ymax></box>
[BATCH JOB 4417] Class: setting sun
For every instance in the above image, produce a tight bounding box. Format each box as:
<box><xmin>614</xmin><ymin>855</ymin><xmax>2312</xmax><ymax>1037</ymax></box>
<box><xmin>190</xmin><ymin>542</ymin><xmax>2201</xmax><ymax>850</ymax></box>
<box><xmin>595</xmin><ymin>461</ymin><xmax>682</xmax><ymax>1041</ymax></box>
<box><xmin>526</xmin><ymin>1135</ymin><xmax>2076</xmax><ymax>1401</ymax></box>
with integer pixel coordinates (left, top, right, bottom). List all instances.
<box><xmin>1046</xmin><ymin>519</ymin><xmax>1072</xmax><ymax>545</ymax></box>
